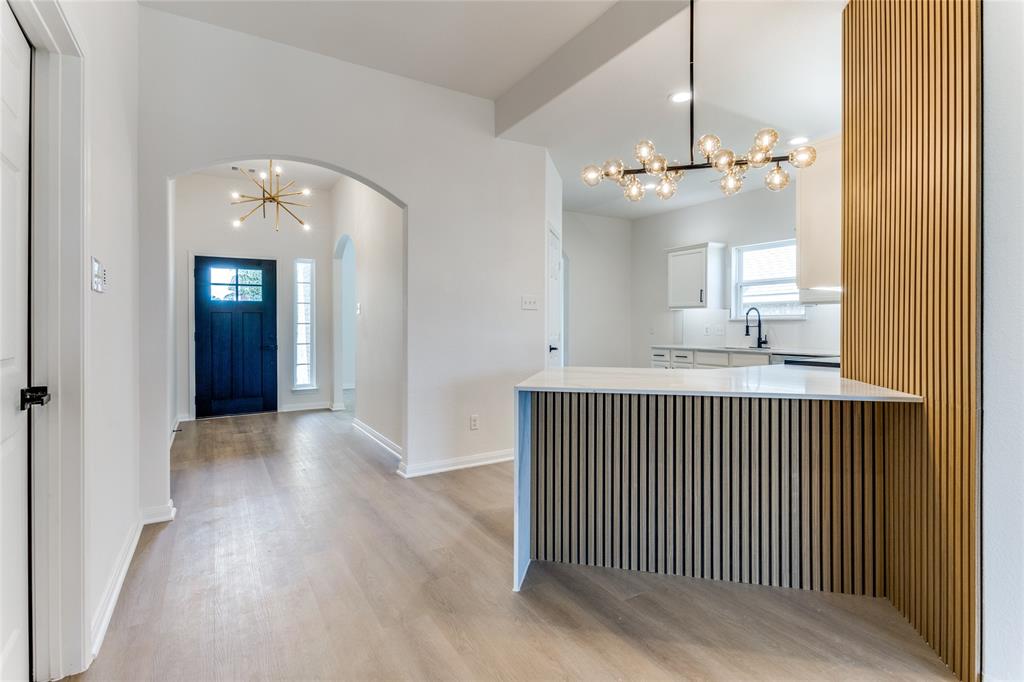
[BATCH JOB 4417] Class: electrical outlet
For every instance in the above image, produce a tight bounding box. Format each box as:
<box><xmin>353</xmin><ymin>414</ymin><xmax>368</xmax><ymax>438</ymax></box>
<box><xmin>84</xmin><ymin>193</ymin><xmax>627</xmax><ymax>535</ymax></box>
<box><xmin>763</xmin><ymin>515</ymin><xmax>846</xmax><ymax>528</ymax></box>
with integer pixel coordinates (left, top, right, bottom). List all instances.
<box><xmin>714</xmin><ymin>324</ymin><xmax>725</xmax><ymax>336</ymax></box>
<box><xmin>470</xmin><ymin>414</ymin><xmax>480</xmax><ymax>431</ymax></box>
<box><xmin>704</xmin><ymin>325</ymin><xmax>712</xmax><ymax>336</ymax></box>
<box><xmin>521</xmin><ymin>295</ymin><xmax>539</xmax><ymax>311</ymax></box>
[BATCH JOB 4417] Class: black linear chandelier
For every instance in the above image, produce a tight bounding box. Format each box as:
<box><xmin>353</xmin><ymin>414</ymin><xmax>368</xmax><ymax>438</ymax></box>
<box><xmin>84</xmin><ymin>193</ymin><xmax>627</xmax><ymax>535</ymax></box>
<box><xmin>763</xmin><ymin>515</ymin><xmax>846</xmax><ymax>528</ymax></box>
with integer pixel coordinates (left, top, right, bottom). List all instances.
<box><xmin>580</xmin><ymin>0</ymin><xmax>817</xmax><ymax>202</ymax></box>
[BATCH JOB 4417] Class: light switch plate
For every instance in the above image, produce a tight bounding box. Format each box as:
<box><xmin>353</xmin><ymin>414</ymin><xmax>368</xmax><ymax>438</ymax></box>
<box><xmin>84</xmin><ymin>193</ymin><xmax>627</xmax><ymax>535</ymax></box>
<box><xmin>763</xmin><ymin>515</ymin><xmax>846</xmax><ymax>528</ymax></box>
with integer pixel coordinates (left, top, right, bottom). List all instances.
<box><xmin>91</xmin><ymin>257</ymin><xmax>107</xmax><ymax>293</ymax></box>
<box><xmin>521</xmin><ymin>295</ymin><xmax>539</xmax><ymax>311</ymax></box>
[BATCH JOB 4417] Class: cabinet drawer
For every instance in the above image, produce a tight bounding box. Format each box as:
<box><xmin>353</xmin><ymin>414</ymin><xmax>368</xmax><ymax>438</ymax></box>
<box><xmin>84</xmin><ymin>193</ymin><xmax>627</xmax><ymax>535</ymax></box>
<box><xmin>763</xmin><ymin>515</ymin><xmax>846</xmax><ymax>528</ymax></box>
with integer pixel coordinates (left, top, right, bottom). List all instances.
<box><xmin>670</xmin><ymin>350</ymin><xmax>693</xmax><ymax>363</ymax></box>
<box><xmin>729</xmin><ymin>352</ymin><xmax>770</xmax><ymax>367</ymax></box>
<box><xmin>650</xmin><ymin>348</ymin><xmax>670</xmax><ymax>362</ymax></box>
<box><xmin>694</xmin><ymin>350</ymin><xmax>729</xmax><ymax>367</ymax></box>
<box><xmin>650</xmin><ymin>361</ymin><xmax>671</xmax><ymax>369</ymax></box>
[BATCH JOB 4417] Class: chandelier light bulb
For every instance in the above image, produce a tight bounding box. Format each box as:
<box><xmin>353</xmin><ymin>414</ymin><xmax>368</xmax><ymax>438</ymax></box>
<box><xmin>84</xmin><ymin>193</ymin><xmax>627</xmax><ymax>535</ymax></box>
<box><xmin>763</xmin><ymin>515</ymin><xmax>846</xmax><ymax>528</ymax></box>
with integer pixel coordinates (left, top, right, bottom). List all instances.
<box><xmin>302</xmin><ymin>188</ymin><xmax>312</xmax><ymax>196</ymax></box>
<box><xmin>765</xmin><ymin>164</ymin><xmax>790</xmax><ymax>191</ymax></box>
<box><xmin>231</xmin><ymin>191</ymin><xmax>240</xmax><ymax>200</ymax></box>
<box><xmin>711</xmin><ymin>148</ymin><xmax>736</xmax><ymax>173</ymax></box>
<box><xmin>667</xmin><ymin>90</ymin><xmax>692</xmax><ymax>104</ymax></box>
<box><xmin>645</xmin><ymin>154</ymin><xmax>668</xmax><ymax>175</ymax></box>
<box><xmin>788</xmin><ymin>145</ymin><xmax>817</xmax><ymax>169</ymax></box>
<box><xmin>601</xmin><ymin>158</ymin><xmax>625</xmax><ymax>181</ymax></box>
<box><xmin>232</xmin><ymin>219</ymin><xmax>242</xmax><ymax>228</ymax></box>
<box><xmin>581</xmin><ymin>165</ymin><xmax>603</xmax><ymax>187</ymax></box>
<box><xmin>623</xmin><ymin>177</ymin><xmax>646</xmax><ymax>202</ymax></box>
<box><xmin>720</xmin><ymin>172</ymin><xmax>743</xmax><ymax>196</ymax></box>
<box><xmin>634</xmin><ymin>139</ymin><xmax>656</xmax><ymax>163</ymax></box>
<box><xmin>303</xmin><ymin>223</ymin><xmax>312</xmax><ymax>231</ymax></box>
<box><xmin>259</xmin><ymin>171</ymin><xmax>268</xmax><ymax>180</ymax></box>
<box><xmin>655</xmin><ymin>176</ymin><xmax>677</xmax><ymax>200</ymax></box>
<box><xmin>666</xmin><ymin>163</ymin><xmax>684</xmax><ymax>181</ymax></box>
<box><xmin>695</xmin><ymin>134</ymin><xmax>721</xmax><ymax>159</ymax></box>
<box><xmin>746</xmin><ymin>147</ymin><xmax>771</xmax><ymax>168</ymax></box>
<box><xmin>274</xmin><ymin>165</ymin><xmax>283</xmax><ymax>174</ymax></box>
<box><xmin>753</xmin><ymin>128</ymin><xmax>780</xmax><ymax>151</ymax></box>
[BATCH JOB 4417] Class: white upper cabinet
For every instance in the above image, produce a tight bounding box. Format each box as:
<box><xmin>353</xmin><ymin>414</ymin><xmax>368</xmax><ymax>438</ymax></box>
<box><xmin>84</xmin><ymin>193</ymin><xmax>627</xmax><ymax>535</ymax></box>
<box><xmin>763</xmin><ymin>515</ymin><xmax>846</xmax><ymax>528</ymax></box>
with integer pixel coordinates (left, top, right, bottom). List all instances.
<box><xmin>796</xmin><ymin>134</ymin><xmax>842</xmax><ymax>304</ymax></box>
<box><xmin>667</xmin><ymin>242</ymin><xmax>724</xmax><ymax>309</ymax></box>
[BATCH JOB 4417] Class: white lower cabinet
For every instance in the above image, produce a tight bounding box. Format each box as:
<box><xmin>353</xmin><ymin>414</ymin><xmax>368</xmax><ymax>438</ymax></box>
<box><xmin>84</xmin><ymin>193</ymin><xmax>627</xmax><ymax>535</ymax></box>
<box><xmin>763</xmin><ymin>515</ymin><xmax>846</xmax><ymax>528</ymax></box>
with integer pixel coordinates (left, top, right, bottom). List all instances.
<box><xmin>729</xmin><ymin>352</ymin><xmax>770</xmax><ymax>367</ymax></box>
<box><xmin>652</xmin><ymin>346</ymin><xmax>798</xmax><ymax>369</ymax></box>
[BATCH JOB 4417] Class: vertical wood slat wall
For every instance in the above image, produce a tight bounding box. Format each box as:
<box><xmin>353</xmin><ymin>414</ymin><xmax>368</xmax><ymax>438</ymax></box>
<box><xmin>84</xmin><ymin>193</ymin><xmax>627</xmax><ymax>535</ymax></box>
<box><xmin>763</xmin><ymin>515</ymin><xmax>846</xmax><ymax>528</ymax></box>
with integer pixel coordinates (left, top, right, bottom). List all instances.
<box><xmin>842</xmin><ymin>1</ymin><xmax>979</xmax><ymax>680</ymax></box>
<box><xmin>529</xmin><ymin>392</ymin><xmax>887</xmax><ymax>596</ymax></box>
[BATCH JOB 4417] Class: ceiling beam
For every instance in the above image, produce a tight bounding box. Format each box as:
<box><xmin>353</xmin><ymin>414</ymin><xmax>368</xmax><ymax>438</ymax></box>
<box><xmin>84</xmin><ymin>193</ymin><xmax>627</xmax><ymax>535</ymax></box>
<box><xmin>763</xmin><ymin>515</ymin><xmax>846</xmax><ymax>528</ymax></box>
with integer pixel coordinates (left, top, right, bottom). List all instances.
<box><xmin>495</xmin><ymin>0</ymin><xmax>687</xmax><ymax>137</ymax></box>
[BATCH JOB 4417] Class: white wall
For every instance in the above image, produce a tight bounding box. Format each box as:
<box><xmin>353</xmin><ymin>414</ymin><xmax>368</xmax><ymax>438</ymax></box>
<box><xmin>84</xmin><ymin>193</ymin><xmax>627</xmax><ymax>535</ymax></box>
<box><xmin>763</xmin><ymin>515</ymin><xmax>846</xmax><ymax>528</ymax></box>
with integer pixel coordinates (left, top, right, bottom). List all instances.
<box><xmin>982</xmin><ymin>1</ymin><xmax>1024</xmax><ymax>678</ymax></box>
<box><xmin>630</xmin><ymin>188</ymin><xmax>840</xmax><ymax>367</ymax></box>
<box><xmin>562</xmin><ymin>211</ymin><xmax>631</xmax><ymax>366</ymax></box>
<box><xmin>330</xmin><ymin>176</ymin><xmax>404</xmax><ymax>450</ymax></box>
<box><xmin>331</xmin><ymin>239</ymin><xmax>357</xmax><ymax>404</ymax></box>
<box><xmin>138</xmin><ymin>6</ymin><xmax>550</xmax><ymax>490</ymax></box>
<box><xmin>172</xmin><ymin>172</ymin><xmax>337</xmax><ymax>419</ymax></box>
<box><xmin>56</xmin><ymin>0</ymin><xmax>142</xmax><ymax>659</ymax></box>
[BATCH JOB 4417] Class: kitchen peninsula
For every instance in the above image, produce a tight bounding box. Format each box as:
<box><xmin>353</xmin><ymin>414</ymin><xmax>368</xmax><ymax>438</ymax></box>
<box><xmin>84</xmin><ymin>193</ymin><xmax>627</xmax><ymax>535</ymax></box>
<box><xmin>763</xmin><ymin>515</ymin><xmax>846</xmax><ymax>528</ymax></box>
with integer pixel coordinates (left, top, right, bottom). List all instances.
<box><xmin>512</xmin><ymin>365</ymin><xmax>921</xmax><ymax>595</ymax></box>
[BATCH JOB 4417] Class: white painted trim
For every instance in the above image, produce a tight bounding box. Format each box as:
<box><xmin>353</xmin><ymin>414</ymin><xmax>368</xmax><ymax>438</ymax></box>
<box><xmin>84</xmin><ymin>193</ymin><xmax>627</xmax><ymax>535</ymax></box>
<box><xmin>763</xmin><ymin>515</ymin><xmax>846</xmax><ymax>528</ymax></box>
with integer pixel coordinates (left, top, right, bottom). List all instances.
<box><xmin>278</xmin><ymin>402</ymin><xmax>330</xmax><ymax>413</ymax></box>
<box><xmin>292</xmin><ymin>257</ymin><xmax>317</xmax><ymax>390</ymax></box>
<box><xmin>89</xmin><ymin>521</ymin><xmax>140</xmax><ymax>661</ymax></box>
<box><xmin>342</xmin><ymin>382</ymin><xmax>355</xmax><ymax>390</ymax></box>
<box><xmin>13</xmin><ymin>1</ymin><xmax>89</xmax><ymax>676</ymax></box>
<box><xmin>353</xmin><ymin>418</ymin><xmax>403</xmax><ymax>460</ymax></box>
<box><xmin>329</xmin><ymin>402</ymin><xmax>346</xmax><ymax>412</ymax></box>
<box><xmin>399</xmin><ymin>448</ymin><xmax>513</xmax><ymax>479</ymax></box>
<box><xmin>140</xmin><ymin>499</ymin><xmax>177</xmax><ymax>525</ymax></box>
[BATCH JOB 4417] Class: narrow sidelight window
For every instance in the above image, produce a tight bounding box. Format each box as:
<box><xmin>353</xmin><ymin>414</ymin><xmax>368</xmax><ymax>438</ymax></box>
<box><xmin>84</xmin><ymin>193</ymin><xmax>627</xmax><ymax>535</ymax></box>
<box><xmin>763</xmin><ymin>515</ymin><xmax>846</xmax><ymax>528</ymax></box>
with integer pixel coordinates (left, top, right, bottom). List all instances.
<box><xmin>294</xmin><ymin>258</ymin><xmax>316</xmax><ymax>389</ymax></box>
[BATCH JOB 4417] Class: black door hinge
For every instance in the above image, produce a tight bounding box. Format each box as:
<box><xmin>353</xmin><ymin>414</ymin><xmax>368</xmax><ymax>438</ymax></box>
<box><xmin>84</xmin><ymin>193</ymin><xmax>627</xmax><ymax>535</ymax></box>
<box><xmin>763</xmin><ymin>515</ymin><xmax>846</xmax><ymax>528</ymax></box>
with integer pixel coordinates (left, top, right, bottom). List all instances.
<box><xmin>21</xmin><ymin>386</ymin><xmax>51</xmax><ymax>410</ymax></box>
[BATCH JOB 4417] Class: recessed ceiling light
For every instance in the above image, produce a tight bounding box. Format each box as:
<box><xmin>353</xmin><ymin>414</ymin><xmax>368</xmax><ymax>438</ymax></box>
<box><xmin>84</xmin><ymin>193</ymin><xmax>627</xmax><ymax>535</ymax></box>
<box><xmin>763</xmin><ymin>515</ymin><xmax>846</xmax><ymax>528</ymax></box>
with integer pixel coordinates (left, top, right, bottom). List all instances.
<box><xmin>667</xmin><ymin>90</ymin><xmax>692</xmax><ymax>104</ymax></box>
<box><xmin>789</xmin><ymin>136</ymin><xmax>809</xmax><ymax>145</ymax></box>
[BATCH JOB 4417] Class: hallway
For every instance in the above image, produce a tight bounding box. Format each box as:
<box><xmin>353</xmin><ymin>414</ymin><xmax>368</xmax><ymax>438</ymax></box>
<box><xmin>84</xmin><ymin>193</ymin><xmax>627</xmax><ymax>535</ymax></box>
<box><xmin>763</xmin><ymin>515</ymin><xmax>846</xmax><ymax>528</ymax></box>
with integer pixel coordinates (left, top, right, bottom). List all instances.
<box><xmin>79</xmin><ymin>409</ymin><xmax>950</xmax><ymax>680</ymax></box>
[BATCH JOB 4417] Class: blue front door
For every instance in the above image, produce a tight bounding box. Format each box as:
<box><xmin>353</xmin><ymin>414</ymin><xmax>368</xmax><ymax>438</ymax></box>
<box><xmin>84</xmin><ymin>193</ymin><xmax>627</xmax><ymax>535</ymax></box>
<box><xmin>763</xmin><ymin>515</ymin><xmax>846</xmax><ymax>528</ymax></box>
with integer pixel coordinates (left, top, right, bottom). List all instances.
<box><xmin>194</xmin><ymin>256</ymin><xmax>278</xmax><ymax>418</ymax></box>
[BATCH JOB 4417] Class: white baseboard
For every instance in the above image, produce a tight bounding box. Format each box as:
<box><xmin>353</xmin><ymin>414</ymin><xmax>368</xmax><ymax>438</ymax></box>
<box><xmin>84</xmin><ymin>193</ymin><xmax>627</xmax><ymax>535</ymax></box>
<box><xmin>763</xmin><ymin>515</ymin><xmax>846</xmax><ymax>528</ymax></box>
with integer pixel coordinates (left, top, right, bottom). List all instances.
<box><xmin>329</xmin><ymin>401</ymin><xmax>346</xmax><ymax>411</ymax></box>
<box><xmin>279</xmin><ymin>401</ymin><xmax>330</xmax><ymax>413</ymax></box>
<box><xmin>141</xmin><ymin>498</ymin><xmax>177</xmax><ymax>525</ymax></box>
<box><xmin>90</xmin><ymin>520</ymin><xmax>142</xmax><ymax>660</ymax></box>
<box><xmin>399</xmin><ymin>448</ymin><xmax>513</xmax><ymax>478</ymax></box>
<box><xmin>353</xmin><ymin>418</ymin><xmax>403</xmax><ymax>460</ymax></box>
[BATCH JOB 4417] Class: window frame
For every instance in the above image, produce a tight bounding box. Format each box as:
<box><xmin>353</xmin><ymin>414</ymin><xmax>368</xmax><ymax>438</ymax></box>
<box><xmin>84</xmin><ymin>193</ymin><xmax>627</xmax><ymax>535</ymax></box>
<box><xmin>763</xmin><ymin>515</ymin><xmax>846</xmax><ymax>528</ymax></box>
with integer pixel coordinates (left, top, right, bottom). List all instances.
<box><xmin>293</xmin><ymin>258</ymin><xmax>317</xmax><ymax>390</ymax></box>
<box><xmin>730</xmin><ymin>239</ymin><xmax>806</xmax><ymax>321</ymax></box>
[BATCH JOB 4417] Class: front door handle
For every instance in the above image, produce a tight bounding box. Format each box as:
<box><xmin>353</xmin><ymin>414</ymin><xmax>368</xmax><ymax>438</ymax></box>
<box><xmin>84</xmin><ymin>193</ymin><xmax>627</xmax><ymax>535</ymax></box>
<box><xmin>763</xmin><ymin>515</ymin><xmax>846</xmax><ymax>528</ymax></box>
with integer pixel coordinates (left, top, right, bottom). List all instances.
<box><xmin>21</xmin><ymin>386</ymin><xmax>51</xmax><ymax>410</ymax></box>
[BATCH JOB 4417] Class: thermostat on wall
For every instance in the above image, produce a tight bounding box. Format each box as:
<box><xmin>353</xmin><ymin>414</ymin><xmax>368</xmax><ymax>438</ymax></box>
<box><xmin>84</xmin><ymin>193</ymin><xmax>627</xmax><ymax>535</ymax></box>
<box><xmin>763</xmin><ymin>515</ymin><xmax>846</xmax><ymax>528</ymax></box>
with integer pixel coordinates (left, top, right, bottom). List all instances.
<box><xmin>91</xmin><ymin>257</ymin><xmax>108</xmax><ymax>293</ymax></box>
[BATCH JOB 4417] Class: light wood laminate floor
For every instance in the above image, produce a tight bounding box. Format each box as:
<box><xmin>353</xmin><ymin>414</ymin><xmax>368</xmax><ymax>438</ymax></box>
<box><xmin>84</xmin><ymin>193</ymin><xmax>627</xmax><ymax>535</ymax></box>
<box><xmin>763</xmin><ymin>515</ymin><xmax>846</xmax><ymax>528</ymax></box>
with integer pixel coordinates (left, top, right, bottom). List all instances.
<box><xmin>79</xmin><ymin>409</ymin><xmax>952</xmax><ymax>680</ymax></box>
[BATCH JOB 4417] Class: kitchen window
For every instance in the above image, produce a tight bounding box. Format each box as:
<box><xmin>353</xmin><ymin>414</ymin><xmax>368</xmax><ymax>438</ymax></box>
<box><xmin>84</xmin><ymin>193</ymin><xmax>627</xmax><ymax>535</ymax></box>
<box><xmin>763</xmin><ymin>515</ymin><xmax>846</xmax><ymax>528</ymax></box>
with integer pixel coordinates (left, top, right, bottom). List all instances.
<box><xmin>294</xmin><ymin>258</ymin><xmax>316</xmax><ymax>389</ymax></box>
<box><xmin>732</xmin><ymin>239</ymin><xmax>805</xmax><ymax>319</ymax></box>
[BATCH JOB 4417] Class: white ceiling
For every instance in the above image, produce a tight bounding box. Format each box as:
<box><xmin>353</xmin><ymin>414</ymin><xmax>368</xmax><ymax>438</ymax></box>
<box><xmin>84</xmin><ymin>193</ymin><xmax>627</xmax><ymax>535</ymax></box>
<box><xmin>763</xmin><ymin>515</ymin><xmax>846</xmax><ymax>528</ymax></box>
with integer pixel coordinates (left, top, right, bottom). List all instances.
<box><xmin>502</xmin><ymin>0</ymin><xmax>846</xmax><ymax>218</ymax></box>
<box><xmin>142</xmin><ymin>0</ymin><xmax>615</xmax><ymax>100</ymax></box>
<box><xmin>195</xmin><ymin>159</ymin><xmax>343</xmax><ymax>191</ymax></box>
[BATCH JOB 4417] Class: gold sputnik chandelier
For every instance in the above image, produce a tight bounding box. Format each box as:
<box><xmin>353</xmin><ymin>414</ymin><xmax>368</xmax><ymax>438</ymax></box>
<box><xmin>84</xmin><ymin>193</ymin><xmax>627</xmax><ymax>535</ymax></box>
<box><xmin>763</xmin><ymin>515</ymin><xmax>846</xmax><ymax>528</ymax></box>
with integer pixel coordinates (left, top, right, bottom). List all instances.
<box><xmin>230</xmin><ymin>160</ymin><xmax>312</xmax><ymax>231</ymax></box>
<box><xmin>580</xmin><ymin>0</ymin><xmax>816</xmax><ymax>202</ymax></box>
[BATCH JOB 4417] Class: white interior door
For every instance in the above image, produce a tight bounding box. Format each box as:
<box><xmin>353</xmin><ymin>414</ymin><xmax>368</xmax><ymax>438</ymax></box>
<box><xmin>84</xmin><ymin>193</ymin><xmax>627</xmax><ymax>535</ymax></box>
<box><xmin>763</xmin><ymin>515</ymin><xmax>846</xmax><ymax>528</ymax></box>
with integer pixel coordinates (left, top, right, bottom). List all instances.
<box><xmin>546</xmin><ymin>227</ymin><xmax>563</xmax><ymax>368</ymax></box>
<box><xmin>0</xmin><ymin>3</ymin><xmax>32</xmax><ymax>679</ymax></box>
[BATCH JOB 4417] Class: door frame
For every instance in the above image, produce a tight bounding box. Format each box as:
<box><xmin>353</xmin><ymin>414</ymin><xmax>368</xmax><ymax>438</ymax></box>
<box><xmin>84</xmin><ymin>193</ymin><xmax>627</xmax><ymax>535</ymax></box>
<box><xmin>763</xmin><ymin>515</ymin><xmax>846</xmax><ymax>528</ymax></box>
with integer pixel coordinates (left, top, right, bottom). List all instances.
<box><xmin>186</xmin><ymin>250</ymin><xmax>282</xmax><ymax>422</ymax></box>
<box><xmin>10</xmin><ymin>0</ymin><xmax>89</xmax><ymax>678</ymax></box>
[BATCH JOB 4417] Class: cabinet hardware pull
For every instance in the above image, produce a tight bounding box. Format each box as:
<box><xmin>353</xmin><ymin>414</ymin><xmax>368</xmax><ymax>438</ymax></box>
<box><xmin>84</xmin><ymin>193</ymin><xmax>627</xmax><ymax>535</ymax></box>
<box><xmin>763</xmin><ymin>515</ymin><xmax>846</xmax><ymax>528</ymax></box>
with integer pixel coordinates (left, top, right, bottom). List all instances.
<box><xmin>699</xmin><ymin>288</ymin><xmax>704</xmax><ymax>303</ymax></box>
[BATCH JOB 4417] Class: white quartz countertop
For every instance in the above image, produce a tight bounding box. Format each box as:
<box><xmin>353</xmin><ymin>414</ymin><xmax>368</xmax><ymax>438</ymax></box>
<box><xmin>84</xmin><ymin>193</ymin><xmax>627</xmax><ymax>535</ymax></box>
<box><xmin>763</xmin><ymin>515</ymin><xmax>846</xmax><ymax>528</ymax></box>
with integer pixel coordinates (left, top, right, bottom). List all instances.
<box><xmin>516</xmin><ymin>365</ymin><xmax>922</xmax><ymax>403</ymax></box>
<box><xmin>651</xmin><ymin>344</ymin><xmax>839</xmax><ymax>357</ymax></box>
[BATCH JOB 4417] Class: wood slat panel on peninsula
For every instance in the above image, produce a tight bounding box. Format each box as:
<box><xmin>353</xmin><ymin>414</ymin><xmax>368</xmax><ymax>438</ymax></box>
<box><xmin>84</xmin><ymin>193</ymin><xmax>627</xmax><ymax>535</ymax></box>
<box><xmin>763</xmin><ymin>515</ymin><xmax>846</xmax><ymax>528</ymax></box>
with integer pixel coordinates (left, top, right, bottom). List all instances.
<box><xmin>528</xmin><ymin>392</ymin><xmax>888</xmax><ymax>595</ymax></box>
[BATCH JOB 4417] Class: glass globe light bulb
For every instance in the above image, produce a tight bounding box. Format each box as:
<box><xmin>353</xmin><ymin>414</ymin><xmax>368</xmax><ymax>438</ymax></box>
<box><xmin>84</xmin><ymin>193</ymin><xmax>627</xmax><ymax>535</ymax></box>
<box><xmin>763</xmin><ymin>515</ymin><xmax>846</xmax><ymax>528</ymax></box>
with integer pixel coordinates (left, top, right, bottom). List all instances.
<box><xmin>720</xmin><ymin>173</ymin><xmax>743</xmax><ymax>196</ymax></box>
<box><xmin>655</xmin><ymin>176</ymin><xmax>677</xmax><ymax>200</ymax></box>
<box><xmin>581</xmin><ymin>164</ymin><xmax>603</xmax><ymax>187</ymax></box>
<box><xmin>711</xmin><ymin>148</ymin><xmax>736</xmax><ymax>173</ymax></box>
<box><xmin>645</xmin><ymin>154</ymin><xmax>668</xmax><ymax>175</ymax></box>
<box><xmin>231</xmin><ymin>191</ymin><xmax>240</xmax><ymax>200</ymax></box>
<box><xmin>623</xmin><ymin>177</ymin><xmax>646</xmax><ymax>202</ymax></box>
<box><xmin>788</xmin><ymin>145</ymin><xmax>817</xmax><ymax>169</ymax></box>
<box><xmin>666</xmin><ymin>162</ymin><xmax>684</xmax><ymax>181</ymax></box>
<box><xmin>747</xmin><ymin>146</ymin><xmax>771</xmax><ymax>168</ymax></box>
<box><xmin>753</xmin><ymin>128</ymin><xmax>779</xmax><ymax>151</ymax></box>
<box><xmin>602</xmin><ymin>159</ymin><xmax>625</xmax><ymax>181</ymax></box>
<box><xmin>634</xmin><ymin>139</ymin><xmax>656</xmax><ymax>163</ymax></box>
<box><xmin>695</xmin><ymin>134</ymin><xmax>721</xmax><ymax>159</ymax></box>
<box><xmin>232</xmin><ymin>219</ymin><xmax>242</xmax><ymax>228</ymax></box>
<box><xmin>765</xmin><ymin>164</ymin><xmax>790</xmax><ymax>191</ymax></box>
